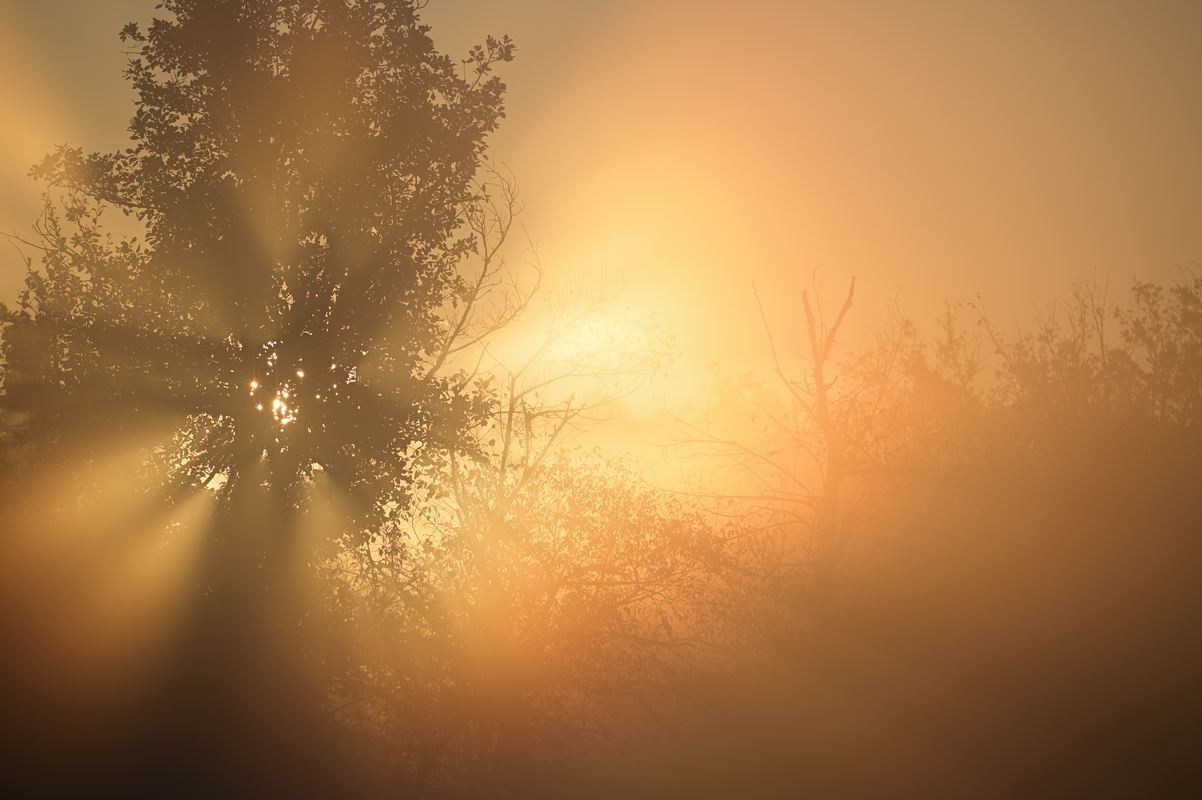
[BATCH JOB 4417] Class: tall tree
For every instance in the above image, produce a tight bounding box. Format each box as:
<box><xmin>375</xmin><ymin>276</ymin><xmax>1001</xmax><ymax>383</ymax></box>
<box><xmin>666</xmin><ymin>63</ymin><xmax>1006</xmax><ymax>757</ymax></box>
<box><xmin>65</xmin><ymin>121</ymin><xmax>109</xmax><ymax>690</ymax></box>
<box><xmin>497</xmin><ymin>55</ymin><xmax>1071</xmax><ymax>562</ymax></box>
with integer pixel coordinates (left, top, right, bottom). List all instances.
<box><xmin>0</xmin><ymin>1</ymin><xmax>513</xmax><ymax>792</ymax></box>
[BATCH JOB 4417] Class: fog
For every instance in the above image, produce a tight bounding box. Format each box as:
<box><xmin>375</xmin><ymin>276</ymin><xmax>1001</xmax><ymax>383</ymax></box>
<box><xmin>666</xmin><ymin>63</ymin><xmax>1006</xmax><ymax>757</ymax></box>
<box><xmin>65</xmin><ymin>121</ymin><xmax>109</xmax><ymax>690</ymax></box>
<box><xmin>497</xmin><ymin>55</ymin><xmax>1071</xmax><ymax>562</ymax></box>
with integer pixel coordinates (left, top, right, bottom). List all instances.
<box><xmin>2</xmin><ymin>1</ymin><xmax>1201</xmax><ymax>797</ymax></box>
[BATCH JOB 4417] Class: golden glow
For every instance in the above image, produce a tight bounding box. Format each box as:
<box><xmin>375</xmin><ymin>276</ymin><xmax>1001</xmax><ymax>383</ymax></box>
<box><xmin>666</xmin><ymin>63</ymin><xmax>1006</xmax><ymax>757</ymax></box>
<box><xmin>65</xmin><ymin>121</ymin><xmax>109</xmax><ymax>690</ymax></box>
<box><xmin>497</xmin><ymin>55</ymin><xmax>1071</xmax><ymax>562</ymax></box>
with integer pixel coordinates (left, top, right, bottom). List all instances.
<box><xmin>2</xmin><ymin>4</ymin><xmax>1201</xmax><ymax>793</ymax></box>
<box><xmin>270</xmin><ymin>392</ymin><xmax>297</xmax><ymax>426</ymax></box>
<box><xmin>0</xmin><ymin>417</ymin><xmax>213</xmax><ymax>727</ymax></box>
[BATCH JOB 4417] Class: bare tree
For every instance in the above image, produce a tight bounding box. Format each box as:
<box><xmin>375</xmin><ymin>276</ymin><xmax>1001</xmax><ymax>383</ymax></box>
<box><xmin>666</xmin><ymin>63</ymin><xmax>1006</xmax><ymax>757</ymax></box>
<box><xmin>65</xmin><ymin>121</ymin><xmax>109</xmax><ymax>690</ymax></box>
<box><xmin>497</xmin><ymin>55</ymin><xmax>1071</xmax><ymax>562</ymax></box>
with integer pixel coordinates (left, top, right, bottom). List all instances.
<box><xmin>321</xmin><ymin>249</ymin><xmax>731</xmax><ymax>794</ymax></box>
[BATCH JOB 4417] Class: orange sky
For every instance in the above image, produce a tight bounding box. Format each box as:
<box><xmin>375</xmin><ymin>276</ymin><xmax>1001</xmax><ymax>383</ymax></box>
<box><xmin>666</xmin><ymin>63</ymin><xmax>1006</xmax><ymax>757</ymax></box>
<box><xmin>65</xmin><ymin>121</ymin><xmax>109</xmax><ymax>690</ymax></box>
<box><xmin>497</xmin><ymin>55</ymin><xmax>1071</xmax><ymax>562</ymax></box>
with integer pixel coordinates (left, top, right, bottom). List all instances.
<box><xmin>4</xmin><ymin>0</ymin><xmax>1202</xmax><ymax>468</ymax></box>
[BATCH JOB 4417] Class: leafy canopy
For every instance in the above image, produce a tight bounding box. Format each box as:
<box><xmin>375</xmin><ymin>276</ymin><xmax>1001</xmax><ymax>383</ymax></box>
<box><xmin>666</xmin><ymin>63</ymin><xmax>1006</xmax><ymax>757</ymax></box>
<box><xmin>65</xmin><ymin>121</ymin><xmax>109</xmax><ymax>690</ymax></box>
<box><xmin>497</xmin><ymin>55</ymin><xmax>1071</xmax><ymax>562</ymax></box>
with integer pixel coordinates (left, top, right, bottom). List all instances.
<box><xmin>2</xmin><ymin>0</ymin><xmax>515</xmax><ymax>532</ymax></box>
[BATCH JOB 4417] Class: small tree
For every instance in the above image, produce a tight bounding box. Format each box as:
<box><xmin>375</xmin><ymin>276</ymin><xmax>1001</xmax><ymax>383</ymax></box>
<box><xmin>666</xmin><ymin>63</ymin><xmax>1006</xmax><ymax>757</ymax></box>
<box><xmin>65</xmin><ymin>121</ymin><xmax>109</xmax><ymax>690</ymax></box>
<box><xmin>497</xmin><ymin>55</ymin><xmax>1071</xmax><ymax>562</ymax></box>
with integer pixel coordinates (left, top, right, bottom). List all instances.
<box><xmin>678</xmin><ymin>277</ymin><xmax>887</xmax><ymax>601</ymax></box>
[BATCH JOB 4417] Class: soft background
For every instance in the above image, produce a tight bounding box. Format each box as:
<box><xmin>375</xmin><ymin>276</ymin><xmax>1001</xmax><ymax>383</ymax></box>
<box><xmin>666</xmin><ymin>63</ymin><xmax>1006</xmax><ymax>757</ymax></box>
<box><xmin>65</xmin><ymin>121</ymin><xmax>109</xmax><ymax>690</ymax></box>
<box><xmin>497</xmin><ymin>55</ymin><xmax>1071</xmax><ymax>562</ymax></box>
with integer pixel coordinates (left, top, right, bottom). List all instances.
<box><xmin>4</xmin><ymin>0</ymin><xmax>1201</xmax><ymax>468</ymax></box>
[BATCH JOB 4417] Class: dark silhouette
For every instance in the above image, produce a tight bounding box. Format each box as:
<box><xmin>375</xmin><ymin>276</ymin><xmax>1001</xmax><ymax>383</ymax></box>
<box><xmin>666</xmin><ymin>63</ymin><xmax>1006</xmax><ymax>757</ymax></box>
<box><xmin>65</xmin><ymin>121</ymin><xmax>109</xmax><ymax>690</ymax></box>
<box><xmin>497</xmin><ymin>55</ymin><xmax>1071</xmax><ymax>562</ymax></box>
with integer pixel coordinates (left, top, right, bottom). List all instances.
<box><xmin>1</xmin><ymin>1</ymin><xmax>512</xmax><ymax>794</ymax></box>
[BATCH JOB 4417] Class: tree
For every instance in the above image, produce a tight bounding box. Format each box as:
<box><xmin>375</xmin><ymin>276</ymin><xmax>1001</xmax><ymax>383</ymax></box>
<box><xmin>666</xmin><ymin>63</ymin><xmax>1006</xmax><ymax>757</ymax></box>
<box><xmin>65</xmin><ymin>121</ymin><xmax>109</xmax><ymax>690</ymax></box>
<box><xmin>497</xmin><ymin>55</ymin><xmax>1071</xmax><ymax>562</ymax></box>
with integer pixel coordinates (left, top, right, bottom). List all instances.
<box><xmin>325</xmin><ymin>450</ymin><xmax>729</xmax><ymax>796</ymax></box>
<box><xmin>319</xmin><ymin>290</ymin><xmax>725</xmax><ymax>796</ymax></box>
<box><xmin>0</xmin><ymin>1</ymin><xmax>513</xmax><ymax>792</ymax></box>
<box><xmin>662</xmin><ymin>274</ymin><xmax>1202</xmax><ymax>797</ymax></box>
<box><xmin>843</xmin><ymin>274</ymin><xmax>1202</xmax><ymax>795</ymax></box>
<box><xmin>767</xmin><ymin>277</ymin><xmax>857</xmax><ymax>595</ymax></box>
<box><xmin>675</xmin><ymin>275</ymin><xmax>899</xmax><ymax>609</ymax></box>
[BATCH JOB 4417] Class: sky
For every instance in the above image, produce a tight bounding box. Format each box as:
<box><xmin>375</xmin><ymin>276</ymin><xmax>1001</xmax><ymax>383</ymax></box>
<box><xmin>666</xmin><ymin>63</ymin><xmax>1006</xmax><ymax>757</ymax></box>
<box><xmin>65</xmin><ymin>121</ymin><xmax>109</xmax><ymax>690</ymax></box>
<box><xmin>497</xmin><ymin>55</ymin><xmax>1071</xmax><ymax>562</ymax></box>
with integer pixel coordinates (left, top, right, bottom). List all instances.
<box><xmin>3</xmin><ymin>0</ymin><xmax>1202</xmax><ymax>467</ymax></box>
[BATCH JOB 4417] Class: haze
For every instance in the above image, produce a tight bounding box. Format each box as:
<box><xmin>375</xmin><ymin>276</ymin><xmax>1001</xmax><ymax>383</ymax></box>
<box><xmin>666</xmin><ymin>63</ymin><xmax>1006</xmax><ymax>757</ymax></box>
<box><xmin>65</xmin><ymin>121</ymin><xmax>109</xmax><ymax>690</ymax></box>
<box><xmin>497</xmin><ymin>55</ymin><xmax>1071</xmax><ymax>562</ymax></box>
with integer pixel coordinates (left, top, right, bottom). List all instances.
<box><xmin>3</xmin><ymin>2</ymin><xmax>1201</xmax><ymax>796</ymax></box>
<box><xmin>5</xmin><ymin>1</ymin><xmax>1201</xmax><ymax>393</ymax></box>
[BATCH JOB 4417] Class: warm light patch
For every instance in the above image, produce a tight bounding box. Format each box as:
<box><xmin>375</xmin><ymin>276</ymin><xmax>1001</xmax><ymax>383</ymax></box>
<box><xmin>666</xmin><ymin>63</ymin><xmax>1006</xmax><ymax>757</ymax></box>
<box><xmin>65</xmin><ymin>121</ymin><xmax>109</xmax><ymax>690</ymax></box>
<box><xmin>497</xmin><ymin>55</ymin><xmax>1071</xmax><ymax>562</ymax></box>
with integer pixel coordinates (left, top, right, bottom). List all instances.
<box><xmin>271</xmin><ymin>393</ymin><xmax>297</xmax><ymax>426</ymax></box>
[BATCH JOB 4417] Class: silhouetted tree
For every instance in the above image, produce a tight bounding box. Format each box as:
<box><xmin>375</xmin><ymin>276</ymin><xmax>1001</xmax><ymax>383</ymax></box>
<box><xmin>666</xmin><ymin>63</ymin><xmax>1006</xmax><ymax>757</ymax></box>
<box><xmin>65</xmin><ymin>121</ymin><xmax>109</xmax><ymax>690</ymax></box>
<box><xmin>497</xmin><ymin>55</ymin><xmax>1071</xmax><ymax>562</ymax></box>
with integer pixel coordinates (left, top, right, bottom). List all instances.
<box><xmin>318</xmin><ymin>293</ymin><xmax>729</xmax><ymax>796</ymax></box>
<box><xmin>675</xmin><ymin>275</ymin><xmax>899</xmax><ymax>615</ymax></box>
<box><xmin>325</xmin><ymin>451</ymin><xmax>729</xmax><ymax>796</ymax></box>
<box><xmin>841</xmin><ymin>274</ymin><xmax>1202</xmax><ymax>795</ymax></box>
<box><xmin>661</xmin><ymin>274</ymin><xmax>1202</xmax><ymax>798</ymax></box>
<box><xmin>0</xmin><ymin>1</ymin><xmax>513</xmax><ymax>793</ymax></box>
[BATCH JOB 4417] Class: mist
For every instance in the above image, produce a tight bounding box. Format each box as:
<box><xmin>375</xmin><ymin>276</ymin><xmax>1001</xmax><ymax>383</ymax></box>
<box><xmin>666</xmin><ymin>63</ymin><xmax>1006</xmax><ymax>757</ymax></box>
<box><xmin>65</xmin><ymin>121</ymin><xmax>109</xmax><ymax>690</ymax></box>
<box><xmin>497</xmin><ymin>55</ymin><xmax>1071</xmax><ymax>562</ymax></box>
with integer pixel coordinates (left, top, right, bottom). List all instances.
<box><xmin>2</xmin><ymin>1</ymin><xmax>1201</xmax><ymax>797</ymax></box>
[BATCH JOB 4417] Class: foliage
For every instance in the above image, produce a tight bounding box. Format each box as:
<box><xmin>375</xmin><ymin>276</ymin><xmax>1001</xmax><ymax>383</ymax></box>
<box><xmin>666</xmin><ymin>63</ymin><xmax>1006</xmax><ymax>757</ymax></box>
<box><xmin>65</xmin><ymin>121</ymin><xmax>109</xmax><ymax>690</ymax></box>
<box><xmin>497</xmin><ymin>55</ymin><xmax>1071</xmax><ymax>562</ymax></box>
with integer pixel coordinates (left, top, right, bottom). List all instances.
<box><xmin>1</xmin><ymin>0</ymin><xmax>515</xmax><ymax>536</ymax></box>
<box><xmin>658</xmin><ymin>273</ymin><xmax>1202</xmax><ymax>797</ymax></box>
<box><xmin>322</xmin><ymin>450</ymin><xmax>730</xmax><ymax>793</ymax></box>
